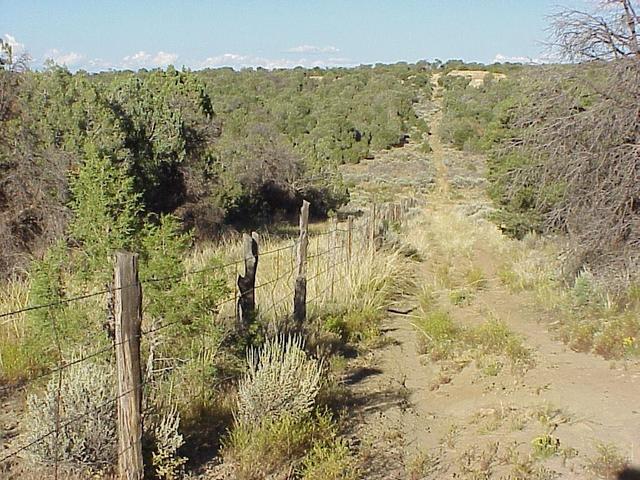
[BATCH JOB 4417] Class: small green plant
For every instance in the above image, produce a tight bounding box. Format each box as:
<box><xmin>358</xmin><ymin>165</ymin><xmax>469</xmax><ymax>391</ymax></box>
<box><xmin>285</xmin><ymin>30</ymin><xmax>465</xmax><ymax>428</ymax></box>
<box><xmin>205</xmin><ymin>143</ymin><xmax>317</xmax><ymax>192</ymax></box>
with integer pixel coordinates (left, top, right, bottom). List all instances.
<box><xmin>481</xmin><ymin>358</ymin><xmax>503</xmax><ymax>377</ymax></box>
<box><xmin>571</xmin><ymin>270</ymin><xmax>601</xmax><ymax>308</ymax></box>
<box><xmin>151</xmin><ymin>407</ymin><xmax>187</xmax><ymax>480</ymax></box>
<box><xmin>449</xmin><ymin>288</ymin><xmax>473</xmax><ymax>306</ymax></box>
<box><xmin>531</xmin><ymin>434</ymin><xmax>560</xmax><ymax>459</ymax></box>
<box><xmin>465</xmin><ymin>266</ymin><xmax>487</xmax><ymax>289</ymax></box>
<box><xmin>342</xmin><ymin>308</ymin><xmax>382</xmax><ymax>344</ymax></box>
<box><xmin>407</xmin><ymin>450</ymin><xmax>439</xmax><ymax>479</ymax></box>
<box><xmin>413</xmin><ymin>309</ymin><xmax>459</xmax><ymax>360</ymax></box>
<box><xmin>468</xmin><ymin>319</ymin><xmax>534</xmax><ymax>373</ymax></box>
<box><xmin>420</xmin><ymin>140</ymin><xmax>433</xmax><ymax>154</ymax></box>
<box><xmin>498</xmin><ymin>264</ymin><xmax>520</xmax><ymax>290</ymax></box>
<box><xmin>586</xmin><ymin>442</ymin><xmax>628</xmax><ymax>480</ymax></box>
<box><xmin>300</xmin><ymin>438</ymin><xmax>358</xmax><ymax>480</ymax></box>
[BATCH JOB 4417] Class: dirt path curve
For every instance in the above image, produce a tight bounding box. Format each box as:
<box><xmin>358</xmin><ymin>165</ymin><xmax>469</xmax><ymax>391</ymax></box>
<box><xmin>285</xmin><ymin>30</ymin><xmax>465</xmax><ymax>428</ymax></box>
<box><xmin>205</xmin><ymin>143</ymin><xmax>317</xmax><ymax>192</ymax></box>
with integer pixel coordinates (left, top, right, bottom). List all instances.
<box><xmin>346</xmin><ymin>74</ymin><xmax>640</xmax><ymax>479</ymax></box>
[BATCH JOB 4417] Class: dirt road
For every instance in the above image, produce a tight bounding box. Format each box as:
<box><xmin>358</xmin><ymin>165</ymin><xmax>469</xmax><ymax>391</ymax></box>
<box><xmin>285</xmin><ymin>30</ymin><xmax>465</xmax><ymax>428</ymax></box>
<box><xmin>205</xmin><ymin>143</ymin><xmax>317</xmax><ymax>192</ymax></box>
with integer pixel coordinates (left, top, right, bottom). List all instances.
<box><xmin>342</xmin><ymin>75</ymin><xmax>640</xmax><ymax>479</ymax></box>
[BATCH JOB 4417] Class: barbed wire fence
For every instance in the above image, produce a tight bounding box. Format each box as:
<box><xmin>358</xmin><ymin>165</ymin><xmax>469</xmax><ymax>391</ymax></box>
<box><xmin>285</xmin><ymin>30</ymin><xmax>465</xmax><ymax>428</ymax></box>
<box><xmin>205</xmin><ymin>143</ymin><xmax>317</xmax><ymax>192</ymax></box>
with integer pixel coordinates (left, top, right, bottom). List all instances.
<box><xmin>0</xmin><ymin>196</ymin><xmax>419</xmax><ymax>479</ymax></box>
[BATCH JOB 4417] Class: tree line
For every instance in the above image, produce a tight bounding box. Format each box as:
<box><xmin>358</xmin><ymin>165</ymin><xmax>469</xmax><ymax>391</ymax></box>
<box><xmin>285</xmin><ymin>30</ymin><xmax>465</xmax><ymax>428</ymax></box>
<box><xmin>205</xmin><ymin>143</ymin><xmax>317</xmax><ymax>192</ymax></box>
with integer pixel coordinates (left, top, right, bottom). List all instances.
<box><xmin>0</xmin><ymin>57</ymin><xmax>431</xmax><ymax>278</ymax></box>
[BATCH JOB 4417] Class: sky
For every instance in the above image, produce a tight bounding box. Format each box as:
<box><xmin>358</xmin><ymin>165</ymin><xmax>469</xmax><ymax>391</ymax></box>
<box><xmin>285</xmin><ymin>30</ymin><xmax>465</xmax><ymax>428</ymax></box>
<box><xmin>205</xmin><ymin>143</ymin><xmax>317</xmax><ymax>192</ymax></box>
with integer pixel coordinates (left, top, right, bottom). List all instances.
<box><xmin>3</xmin><ymin>0</ymin><xmax>592</xmax><ymax>72</ymax></box>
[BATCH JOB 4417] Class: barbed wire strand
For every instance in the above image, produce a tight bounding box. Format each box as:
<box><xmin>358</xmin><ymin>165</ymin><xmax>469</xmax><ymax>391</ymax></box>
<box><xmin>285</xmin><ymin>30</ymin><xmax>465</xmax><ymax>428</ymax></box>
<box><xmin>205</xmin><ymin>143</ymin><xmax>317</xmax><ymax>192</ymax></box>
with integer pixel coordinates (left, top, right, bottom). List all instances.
<box><xmin>0</xmin><ymin>228</ymin><xmax>336</xmax><ymax>322</ymax></box>
<box><xmin>0</xmin><ymin>220</ymin><xmax>370</xmax><ymax>468</ymax></box>
<box><xmin>0</xmin><ymin>383</ymin><xmax>142</xmax><ymax>464</ymax></box>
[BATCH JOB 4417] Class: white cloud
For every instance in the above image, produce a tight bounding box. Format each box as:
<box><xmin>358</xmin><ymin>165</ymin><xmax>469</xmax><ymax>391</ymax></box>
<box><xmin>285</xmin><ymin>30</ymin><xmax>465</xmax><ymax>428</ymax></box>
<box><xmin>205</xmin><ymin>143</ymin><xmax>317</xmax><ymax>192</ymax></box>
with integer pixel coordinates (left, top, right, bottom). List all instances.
<box><xmin>45</xmin><ymin>48</ymin><xmax>84</xmax><ymax>66</ymax></box>
<box><xmin>121</xmin><ymin>50</ymin><xmax>178</xmax><ymax>69</ymax></box>
<box><xmin>87</xmin><ymin>57</ymin><xmax>115</xmax><ymax>70</ymax></box>
<box><xmin>198</xmin><ymin>52</ymin><xmax>351</xmax><ymax>70</ymax></box>
<box><xmin>3</xmin><ymin>33</ymin><xmax>26</xmax><ymax>56</ymax></box>
<box><xmin>492</xmin><ymin>53</ymin><xmax>551</xmax><ymax>65</ymax></box>
<box><xmin>286</xmin><ymin>45</ymin><xmax>340</xmax><ymax>54</ymax></box>
<box><xmin>153</xmin><ymin>51</ymin><xmax>178</xmax><ymax>65</ymax></box>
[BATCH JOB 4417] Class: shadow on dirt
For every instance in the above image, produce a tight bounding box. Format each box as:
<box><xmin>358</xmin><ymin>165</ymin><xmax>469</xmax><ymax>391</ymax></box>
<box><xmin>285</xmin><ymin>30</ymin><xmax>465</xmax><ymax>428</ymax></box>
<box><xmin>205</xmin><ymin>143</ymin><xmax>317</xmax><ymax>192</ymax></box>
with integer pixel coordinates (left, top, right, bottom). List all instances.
<box><xmin>619</xmin><ymin>469</ymin><xmax>640</xmax><ymax>480</ymax></box>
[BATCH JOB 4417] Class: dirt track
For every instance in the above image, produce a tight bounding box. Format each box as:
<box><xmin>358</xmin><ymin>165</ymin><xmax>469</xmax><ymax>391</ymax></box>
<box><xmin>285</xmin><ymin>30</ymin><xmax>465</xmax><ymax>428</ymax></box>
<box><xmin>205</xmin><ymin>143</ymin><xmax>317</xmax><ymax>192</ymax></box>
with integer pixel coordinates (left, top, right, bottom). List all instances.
<box><xmin>342</xmin><ymin>75</ymin><xmax>640</xmax><ymax>479</ymax></box>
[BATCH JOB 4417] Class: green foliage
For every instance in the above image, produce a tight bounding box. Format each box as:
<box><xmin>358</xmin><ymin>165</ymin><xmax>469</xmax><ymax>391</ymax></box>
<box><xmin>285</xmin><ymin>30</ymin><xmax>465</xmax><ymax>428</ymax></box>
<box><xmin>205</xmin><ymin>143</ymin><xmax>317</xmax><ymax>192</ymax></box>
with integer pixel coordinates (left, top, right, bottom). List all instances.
<box><xmin>301</xmin><ymin>438</ymin><xmax>358</xmax><ymax>480</ymax></box>
<box><xmin>107</xmin><ymin>67</ymin><xmax>215</xmax><ymax>210</ymax></box>
<box><xmin>28</xmin><ymin>241</ymin><xmax>67</xmax><ymax>324</ymax></box>
<box><xmin>531</xmin><ymin>435</ymin><xmax>560</xmax><ymax>459</ymax></box>
<box><xmin>223</xmin><ymin>411</ymin><xmax>338</xmax><ymax>480</ymax></box>
<box><xmin>25</xmin><ymin>242</ymin><xmax>69</xmax><ymax>366</ymax></box>
<box><xmin>69</xmin><ymin>143</ymin><xmax>142</xmax><ymax>275</ymax></box>
<box><xmin>413</xmin><ymin>309</ymin><xmax>459</xmax><ymax>360</ymax></box>
<box><xmin>139</xmin><ymin>214</ymin><xmax>192</xmax><ymax>324</ymax></box>
<box><xmin>413</xmin><ymin>308</ymin><xmax>533</xmax><ymax>372</ymax></box>
<box><xmin>2</xmin><ymin>62</ymin><xmax>434</xmax><ymax>275</ymax></box>
<box><xmin>419</xmin><ymin>140</ymin><xmax>432</xmax><ymax>154</ymax></box>
<box><xmin>438</xmin><ymin>70</ymin><xmax>548</xmax><ymax>239</ymax></box>
<box><xmin>321</xmin><ymin>308</ymin><xmax>382</xmax><ymax>345</ymax></box>
<box><xmin>439</xmin><ymin>74</ymin><xmax>520</xmax><ymax>153</ymax></box>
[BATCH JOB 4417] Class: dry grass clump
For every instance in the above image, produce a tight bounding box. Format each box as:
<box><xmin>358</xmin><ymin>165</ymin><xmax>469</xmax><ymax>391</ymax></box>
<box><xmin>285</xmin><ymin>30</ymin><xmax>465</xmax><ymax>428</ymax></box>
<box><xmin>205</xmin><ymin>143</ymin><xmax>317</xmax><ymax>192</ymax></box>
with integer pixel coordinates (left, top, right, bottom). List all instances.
<box><xmin>0</xmin><ymin>278</ymin><xmax>31</xmax><ymax>381</ymax></box>
<box><xmin>586</xmin><ymin>443</ymin><xmax>629</xmax><ymax>480</ymax></box>
<box><xmin>236</xmin><ymin>335</ymin><xmax>323</xmax><ymax>426</ymax></box>
<box><xmin>496</xmin><ymin>233</ymin><xmax>563</xmax><ymax>300</ymax></box>
<box><xmin>226</xmin><ymin>335</ymin><xmax>357</xmax><ymax>480</ymax></box>
<box><xmin>497</xmin><ymin>234</ymin><xmax>640</xmax><ymax>359</ymax></box>
<box><xmin>186</xmin><ymin>217</ymin><xmax>415</xmax><ymax>345</ymax></box>
<box><xmin>413</xmin><ymin>308</ymin><xmax>533</xmax><ymax>375</ymax></box>
<box><xmin>22</xmin><ymin>360</ymin><xmax>116</xmax><ymax>471</ymax></box>
<box><xmin>301</xmin><ymin>437</ymin><xmax>358</xmax><ymax>480</ymax></box>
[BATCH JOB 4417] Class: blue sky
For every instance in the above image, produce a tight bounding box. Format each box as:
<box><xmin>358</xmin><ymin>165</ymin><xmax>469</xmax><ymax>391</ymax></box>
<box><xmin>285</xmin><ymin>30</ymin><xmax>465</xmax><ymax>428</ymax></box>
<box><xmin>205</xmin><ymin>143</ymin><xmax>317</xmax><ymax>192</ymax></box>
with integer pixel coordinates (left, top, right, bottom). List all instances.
<box><xmin>3</xmin><ymin>0</ymin><xmax>591</xmax><ymax>71</ymax></box>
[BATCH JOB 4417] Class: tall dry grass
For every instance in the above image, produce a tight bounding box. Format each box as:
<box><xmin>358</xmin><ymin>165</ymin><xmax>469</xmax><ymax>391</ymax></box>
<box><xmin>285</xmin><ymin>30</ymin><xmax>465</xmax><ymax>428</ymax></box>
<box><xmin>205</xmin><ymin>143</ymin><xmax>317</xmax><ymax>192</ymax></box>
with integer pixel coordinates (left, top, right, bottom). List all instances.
<box><xmin>185</xmin><ymin>218</ymin><xmax>415</xmax><ymax>333</ymax></box>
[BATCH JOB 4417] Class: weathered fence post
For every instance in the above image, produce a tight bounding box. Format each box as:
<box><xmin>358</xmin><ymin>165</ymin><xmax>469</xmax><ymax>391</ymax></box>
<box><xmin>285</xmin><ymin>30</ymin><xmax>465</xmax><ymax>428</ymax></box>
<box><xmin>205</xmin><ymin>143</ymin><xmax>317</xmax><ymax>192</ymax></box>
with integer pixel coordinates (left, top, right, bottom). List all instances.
<box><xmin>330</xmin><ymin>217</ymin><xmax>338</xmax><ymax>301</ymax></box>
<box><xmin>347</xmin><ymin>215</ymin><xmax>353</xmax><ymax>261</ymax></box>
<box><xmin>381</xmin><ymin>204</ymin><xmax>389</xmax><ymax>237</ymax></box>
<box><xmin>237</xmin><ymin>232</ymin><xmax>259</xmax><ymax>331</ymax></box>
<box><xmin>369</xmin><ymin>203</ymin><xmax>376</xmax><ymax>251</ymax></box>
<box><xmin>114</xmin><ymin>252</ymin><xmax>144</xmax><ymax>480</ymax></box>
<box><xmin>293</xmin><ymin>200</ymin><xmax>310</xmax><ymax>324</ymax></box>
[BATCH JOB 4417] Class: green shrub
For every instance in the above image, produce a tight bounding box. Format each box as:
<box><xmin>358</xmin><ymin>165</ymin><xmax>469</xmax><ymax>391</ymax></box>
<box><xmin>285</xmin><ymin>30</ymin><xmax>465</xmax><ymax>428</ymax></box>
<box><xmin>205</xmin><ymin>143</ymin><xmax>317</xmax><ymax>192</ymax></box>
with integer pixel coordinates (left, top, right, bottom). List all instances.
<box><xmin>223</xmin><ymin>411</ymin><xmax>336</xmax><ymax>480</ymax></box>
<box><xmin>301</xmin><ymin>438</ymin><xmax>358</xmax><ymax>480</ymax></box>
<box><xmin>25</xmin><ymin>242</ymin><xmax>69</xmax><ymax>367</ymax></box>
<box><xmin>68</xmin><ymin>143</ymin><xmax>142</xmax><ymax>277</ymax></box>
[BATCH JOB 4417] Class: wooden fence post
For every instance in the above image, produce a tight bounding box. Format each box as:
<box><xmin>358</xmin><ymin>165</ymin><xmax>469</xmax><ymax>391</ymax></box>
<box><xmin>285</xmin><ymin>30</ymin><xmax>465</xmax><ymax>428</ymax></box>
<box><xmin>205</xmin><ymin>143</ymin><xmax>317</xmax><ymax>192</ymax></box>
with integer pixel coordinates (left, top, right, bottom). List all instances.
<box><xmin>237</xmin><ymin>232</ymin><xmax>259</xmax><ymax>331</ymax></box>
<box><xmin>369</xmin><ymin>203</ymin><xmax>376</xmax><ymax>251</ymax></box>
<box><xmin>293</xmin><ymin>200</ymin><xmax>310</xmax><ymax>324</ymax></box>
<box><xmin>114</xmin><ymin>252</ymin><xmax>144</xmax><ymax>480</ymax></box>
<box><xmin>381</xmin><ymin>204</ymin><xmax>389</xmax><ymax>237</ymax></box>
<box><xmin>347</xmin><ymin>215</ymin><xmax>353</xmax><ymax>261</ymax></box>
<box><xmin>330</xmin><ymin>217</ymin><xmax>338</xmax><ymax>301</ymax></box>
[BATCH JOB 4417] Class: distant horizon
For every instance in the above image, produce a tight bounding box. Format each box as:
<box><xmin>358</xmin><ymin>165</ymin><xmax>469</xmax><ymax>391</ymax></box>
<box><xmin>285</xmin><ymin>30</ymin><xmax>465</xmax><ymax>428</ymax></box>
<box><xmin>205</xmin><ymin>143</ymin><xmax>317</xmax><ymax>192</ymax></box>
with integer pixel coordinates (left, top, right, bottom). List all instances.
<box><xmin>5</xmin><ymin>0</ymin><xmax>591</xmax><ymax>73</ymax></box>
